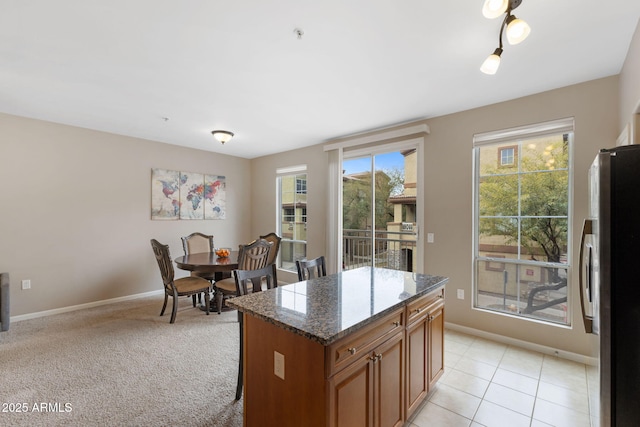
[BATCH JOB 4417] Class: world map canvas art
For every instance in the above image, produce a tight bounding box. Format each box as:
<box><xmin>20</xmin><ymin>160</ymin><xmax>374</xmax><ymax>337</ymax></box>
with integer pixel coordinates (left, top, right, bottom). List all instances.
<box><xmin>151</xmin><ymin>168</ymin><xmax>226</xmax><ymax>220</ymax></box>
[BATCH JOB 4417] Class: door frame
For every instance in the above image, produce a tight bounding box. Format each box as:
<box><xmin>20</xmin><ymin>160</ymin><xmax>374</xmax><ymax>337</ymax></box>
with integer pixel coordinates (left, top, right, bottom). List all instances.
<box><xmin>324</xmin><ymin>124</ymin><xmax>429</xmax><ymax>274</ymax></box>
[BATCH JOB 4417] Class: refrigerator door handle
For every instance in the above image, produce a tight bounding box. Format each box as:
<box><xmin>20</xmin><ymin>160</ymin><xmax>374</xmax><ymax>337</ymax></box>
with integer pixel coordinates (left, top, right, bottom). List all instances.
<box><xmin>579</xmin><ymin>219</ymin><xmax>593</xmax><ymax>333</ymax></box>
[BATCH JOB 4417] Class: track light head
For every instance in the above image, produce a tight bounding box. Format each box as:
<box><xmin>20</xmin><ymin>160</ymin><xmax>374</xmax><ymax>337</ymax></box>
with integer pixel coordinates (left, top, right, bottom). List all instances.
<box><xmin>482</xmin><ymin>0</ymin><xmax>509</xmax><ymax>19</ymax></box>
<box><xmin>506</xmin><ymin>15</ymin><xmax>531</xmax><ymax>45</ymax></box>
<box><xmin>480</xmin><ymin>48</ymin><xmax>503</xmax><ymax>75</ymax></box>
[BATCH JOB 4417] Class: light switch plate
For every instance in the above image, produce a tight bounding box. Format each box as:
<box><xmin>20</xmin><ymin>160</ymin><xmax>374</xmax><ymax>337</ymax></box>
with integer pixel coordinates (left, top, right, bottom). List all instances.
<box><xmin>457</xmin><ymin>289</ymin><xmax>464</xmax><ymax>300</ymax></box>
<box><xmin>274</xmin><ymin>351</ymin><xmax>285</xmax><ymax>380</ymax></box>
<box><xmin>427</xmin><ymin>233</ymin><xmax>434</xmax><ymax>243</ymax></box>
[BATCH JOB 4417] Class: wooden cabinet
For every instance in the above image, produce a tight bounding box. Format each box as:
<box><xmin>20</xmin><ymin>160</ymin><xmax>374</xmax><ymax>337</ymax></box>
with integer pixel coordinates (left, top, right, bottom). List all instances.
<box><xmin>328</xmin><ymin>309</ymin><xmax>405</xmax><ymax>427</ymax></box>
<box><xmin>405</xmin><ymin>288</ymin><xmax>445</xmax><ymax>419</ymax></box>
<box><xmin>327</xmin><ymin>310</ymin><xmax>404</xmax><ymax>377</ymax></box>
<box><xmin>427</xmin><ymin>298</ymin><xmax>445</xmax><ymax>390</ymax></box>
<box><xmin>374</xmin><ymin>332</ymin><xmax>405</xmax><ymax>427</ymax></box>
<box><xmin>240</xmin><ymin>285</ymin><xmax>446</xmax><ymax>427</ymax></box>
<box><xmin>328</xmin><ymin>350</ymin><xmax>373</xmax><ymax>427</ymax></box>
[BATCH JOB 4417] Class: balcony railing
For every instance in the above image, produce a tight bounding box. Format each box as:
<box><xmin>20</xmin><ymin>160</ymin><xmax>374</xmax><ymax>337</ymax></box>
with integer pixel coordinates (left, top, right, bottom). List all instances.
<box><xmin>343</xmin><ymin>228</ymin><xmax>417</xmax><ymax>272</ymax></box>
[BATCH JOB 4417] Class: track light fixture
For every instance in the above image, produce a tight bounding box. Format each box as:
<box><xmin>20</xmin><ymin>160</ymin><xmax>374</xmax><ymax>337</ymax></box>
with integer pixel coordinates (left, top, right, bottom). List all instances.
<box><xmin>481</xmin><ymin>0</ymin><xmax>531</xmax><ymax>74</ymax></box>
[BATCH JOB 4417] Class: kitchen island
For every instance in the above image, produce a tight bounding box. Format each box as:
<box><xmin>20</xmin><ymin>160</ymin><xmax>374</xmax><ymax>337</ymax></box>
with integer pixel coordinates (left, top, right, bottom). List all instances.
<box><xmin>226</xmin><ymin>266</ymin><xmax>448</xmax><ymax>427</ymax></box>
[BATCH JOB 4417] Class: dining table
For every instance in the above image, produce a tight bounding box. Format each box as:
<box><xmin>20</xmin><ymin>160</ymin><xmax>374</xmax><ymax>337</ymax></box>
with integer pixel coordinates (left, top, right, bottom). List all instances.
<box><xmin>174</xmin><ymin>250</ymin><xmax>239</xmax><ymax>312</ymax></box>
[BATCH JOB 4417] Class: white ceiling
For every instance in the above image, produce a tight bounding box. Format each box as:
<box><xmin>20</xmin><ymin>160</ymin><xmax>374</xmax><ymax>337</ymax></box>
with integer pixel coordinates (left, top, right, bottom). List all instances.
<box><xmin>1</xmin><ymin>1</ymin><xmax>639</xmax><ymax>159</ymax></box>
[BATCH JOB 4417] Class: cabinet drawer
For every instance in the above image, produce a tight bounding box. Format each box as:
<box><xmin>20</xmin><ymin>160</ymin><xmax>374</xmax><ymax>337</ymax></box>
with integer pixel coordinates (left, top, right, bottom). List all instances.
<box><xmin>406</xmin><ymin>289</ymin><xmax>445</xmax><ymax>324</ymax></box>
<box><xmin>327</xmin><ymin>309</ymin><xmax>404</xmax><ymax>377</ymax></box>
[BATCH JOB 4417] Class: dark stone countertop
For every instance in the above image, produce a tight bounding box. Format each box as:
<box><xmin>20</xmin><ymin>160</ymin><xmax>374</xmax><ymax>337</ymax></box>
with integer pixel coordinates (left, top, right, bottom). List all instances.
<box><xmin>226</xmin><ymin>267</ymin><xmax>448</xmax><ymax>346</ymax></box>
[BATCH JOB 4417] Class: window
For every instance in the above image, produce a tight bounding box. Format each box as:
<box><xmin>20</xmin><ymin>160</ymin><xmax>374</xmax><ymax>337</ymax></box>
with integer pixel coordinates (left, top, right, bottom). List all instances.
<box><xmin>473</xmin><ymin>119</ymin><xmax>573</xmax><ymax>326</ymax></box>
<box><xmin>277</xmin><ymin>166</ymin><xmax>307</xmax><ymax>272</ymax></box>
<box><xmin>296</xmin><ymin>177</ymin><xmax>307</xmax><ymax>194</ymax></box>
<box><xmin>499</xmin><ymin>146</ymin><xmax>516</xmax><ymax>166</ymax></box>
<box><xmin>283</xmin><ymin>208</ymin><xmax>295</xmax><ymax>223</ymax></box>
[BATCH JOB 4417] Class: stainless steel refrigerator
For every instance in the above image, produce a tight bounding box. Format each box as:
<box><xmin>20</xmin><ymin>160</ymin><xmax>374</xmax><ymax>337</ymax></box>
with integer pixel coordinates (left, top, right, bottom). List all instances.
<box><xmin>580</xmin><ymin>144</ymin><xmax>640</xmax><ymax>427</ymax></box>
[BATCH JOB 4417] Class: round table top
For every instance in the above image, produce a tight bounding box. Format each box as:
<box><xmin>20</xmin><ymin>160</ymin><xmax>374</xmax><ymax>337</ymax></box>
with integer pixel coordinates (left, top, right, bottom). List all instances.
<box><xmin>174</xmin><ymin>251</ymin><xmax>239</xmax><ymax>272</ymax></box>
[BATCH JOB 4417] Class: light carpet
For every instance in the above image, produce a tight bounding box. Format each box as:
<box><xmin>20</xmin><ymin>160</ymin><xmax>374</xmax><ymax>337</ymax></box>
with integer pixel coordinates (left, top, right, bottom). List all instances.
<box><xmin>0</xmin><ymin>295</ymin><xmax>243</xmax><ymax>427</ymax></box>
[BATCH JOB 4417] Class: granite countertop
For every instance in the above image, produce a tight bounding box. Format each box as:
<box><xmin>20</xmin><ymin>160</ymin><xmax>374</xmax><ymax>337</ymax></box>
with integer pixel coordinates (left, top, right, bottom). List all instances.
<box><xmin>226</xmin><ymin>266</ymin><xmax>448</xmax><ymax>346</ymax></box>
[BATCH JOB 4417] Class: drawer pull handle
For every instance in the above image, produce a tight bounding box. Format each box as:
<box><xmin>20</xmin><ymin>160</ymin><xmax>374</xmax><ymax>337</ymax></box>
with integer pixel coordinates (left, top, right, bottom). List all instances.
<box><xmin>438</xmin><ymin>294</ymin><xmax>444</xmax><ymax>299</ymax></box>
<box><xmin>414</xmin><ymin>308</ymin><xmax>421</xmax><ymax>313</ymax></box>
<box><xmin>377</xmin><ymin>353</ymin><xmax>382</xmax><ymax>361</ymax></box>
<box><xmin>392</xmin><ymin>321</ymin><xmax>400</xmax><ymax>327</ymax></box>
<box><xmin>348</xmin><ymin>347</ymin><xmax>356</xmax><ymax>355</ymax></box>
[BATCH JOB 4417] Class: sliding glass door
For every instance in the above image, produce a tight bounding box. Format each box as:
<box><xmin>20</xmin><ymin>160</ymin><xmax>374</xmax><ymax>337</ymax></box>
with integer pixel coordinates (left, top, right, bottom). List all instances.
<box><xmin>342</xmin><ymin>149</ymin><xmax>418</xmax><ymax>271</ymax></box>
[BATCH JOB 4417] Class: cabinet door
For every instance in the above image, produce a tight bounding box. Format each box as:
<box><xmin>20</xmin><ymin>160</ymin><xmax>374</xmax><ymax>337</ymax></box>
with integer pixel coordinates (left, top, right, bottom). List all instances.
<box><xmin>428</xmin><ymin>304</ymin><xmax>445</xmax><ymax>389</ymax></box>
<box><xmin>329</xmin><ymin>354</ymin><xmax>374</xmax><ymax>427</ymax></box>
<box><xmin>405</xmin><ymin>316</ymin><xmax>428</xmax><ymax>419</ymax></box>
<box><xmin>374</xmin><ymin>332</ymin><xmax>405</xmax><ymax>427</ymax></box>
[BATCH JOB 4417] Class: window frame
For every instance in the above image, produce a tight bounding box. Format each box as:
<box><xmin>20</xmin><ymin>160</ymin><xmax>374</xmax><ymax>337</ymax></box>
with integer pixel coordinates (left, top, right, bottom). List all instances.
<box><xmin>276</xmin><ymin>165</ymin><xmax>308</xmax><ymax>272</ymax></box>
<box><xmin>282</xmin><ymin>207</ymin><xmax>295</xmax><ymax>223</ymax></box>
<box><xmin>296</xmin><ymin>177</ymin><xmax>307</xmax><ymax>194</ymax></box>
<box><xmin>499</xmin><ymin>145</ymin><xmax>517</xmax><ymax>167</ymax></box>
<box><xmin>472</xmin><ymin>118</ymin><xmax>574</xmax><ymax>326</ymax></box>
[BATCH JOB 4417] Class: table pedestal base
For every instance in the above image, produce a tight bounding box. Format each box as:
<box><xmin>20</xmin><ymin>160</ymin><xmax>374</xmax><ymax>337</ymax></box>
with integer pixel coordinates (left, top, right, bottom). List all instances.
<box><xmin>198</xmin><ymin>293</ymin><xmax>235</xmax><ymax>313</ymax></box>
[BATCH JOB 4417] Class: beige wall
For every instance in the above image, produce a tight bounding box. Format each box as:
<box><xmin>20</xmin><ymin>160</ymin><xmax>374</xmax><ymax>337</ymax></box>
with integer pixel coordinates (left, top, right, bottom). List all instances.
<box><xmin>422</xmin><ymin>76</ymin><xmax>618</xmax><ymax>357</ymax></box>
<box><xmin>0</xmin><ymin>113</ymin><xmax>252</xmax><ymax>317</ymax></box>
<box><xmin>620</xmin><ymin>19</ymin><xmax>640</xmax><ymax>142</ymax></box>
<box><xmin>249</xmin><ymin>144</ymin><xmax>328</xmax><ymax>283</ymax></box>
<box><xmin>250</xmin><ymin>76</ymin><xmax>619</xmax><ymax>356</ymax></box>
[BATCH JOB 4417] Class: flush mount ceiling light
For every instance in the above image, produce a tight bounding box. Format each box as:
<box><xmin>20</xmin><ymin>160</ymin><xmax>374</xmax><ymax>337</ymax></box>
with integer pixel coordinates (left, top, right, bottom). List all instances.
<box><xmin>211</xmin><ymin>130</ymin><xmax>234</xmax><ymax>145</ymax></box>
<box><xmin>480</xmin><ymin>0</ymin><xmax>531</xmax><ymax>75</ymax></box>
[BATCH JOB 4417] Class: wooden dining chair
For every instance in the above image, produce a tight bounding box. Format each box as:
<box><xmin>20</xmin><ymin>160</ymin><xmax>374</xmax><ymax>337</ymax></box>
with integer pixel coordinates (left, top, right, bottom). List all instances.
<box><xmin>150</xmin><ymin>239</ymin><xmax>211</xmax><ymax>324</ymax></box>
<box><xmin>181</xmin><ymin>232</ymin><xmax>214</xmax><ymax>256</ymax></box>
<box><xmin>233</xmin><ymin>263</ymin><xmax>278</xmax><ymax>400</ymax></box>
<box><xmin>296</xmin><ymin>256</ymin><xmax>327</xmax><ymax>281</ymax></box>
<box><xmin>259</xmin><ymin>232</ymin><xmax>287</xmax><ymax>286</ymax></box>
<box><xmin>181</xmin><ymin>232</ymin><xmax>215</xmax><ymax>306</ymax></box>
<box><xmin>213</xmin><ymin>239</ymin><xmax>273</xmax><ymax>314</ymax></box>
<box><xmin>259</xmin><ymin>232</ymin><xmax>281</xmax><ymax>266</ymax></box>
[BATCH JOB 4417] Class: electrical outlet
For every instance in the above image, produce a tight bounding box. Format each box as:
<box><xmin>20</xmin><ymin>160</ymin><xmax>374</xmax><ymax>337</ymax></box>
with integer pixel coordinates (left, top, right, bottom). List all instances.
<box><xmin>457</xmin><ymin>289</ymin><xmax>464</xmax><ymax>300</ymax></box>
<box><xmin>427</xmin><ymin>233</ymin><xmax>435</xmax><ymax>243</ymax></box>
<box><xmin>274</xmin><ymin>351</ymin><xmax>285</xmax><ymax>380</ymax></box>
<box><xmin>21</xmin><ymin>279</ymin><xmax>31</xmax><ymax>290</ymax></box>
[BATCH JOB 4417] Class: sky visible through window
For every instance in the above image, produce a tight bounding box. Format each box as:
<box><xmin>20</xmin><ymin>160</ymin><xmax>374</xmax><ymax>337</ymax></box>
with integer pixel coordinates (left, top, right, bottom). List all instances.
<box><xmin>343</xmin><ymin>152</ymin><xmax>404</xmax><ymax>174</ymax></box>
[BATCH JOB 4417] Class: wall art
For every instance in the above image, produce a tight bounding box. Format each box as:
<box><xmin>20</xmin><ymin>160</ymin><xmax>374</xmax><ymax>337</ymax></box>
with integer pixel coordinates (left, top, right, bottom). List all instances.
<box><xmin>151</xmin><ymin>169</ymin><xmax>226</xmax><ymax>220</ymax></box>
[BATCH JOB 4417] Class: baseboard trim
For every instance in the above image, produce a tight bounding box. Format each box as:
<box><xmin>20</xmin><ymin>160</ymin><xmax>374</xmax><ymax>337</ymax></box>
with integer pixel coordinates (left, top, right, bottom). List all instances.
<box><xmin>445</xmin><ymin>321</ymin><xmax>598</xmax><ymax>366</ymax></box>
<box><xmin>10</xmin><ymin>290</ymin><xmax>164</xmax><ymax>323</ymax></box>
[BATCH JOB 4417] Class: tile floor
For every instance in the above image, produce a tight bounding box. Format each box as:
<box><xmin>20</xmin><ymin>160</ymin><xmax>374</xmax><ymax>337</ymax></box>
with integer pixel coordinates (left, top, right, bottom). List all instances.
<box><xmin>408</xmin><ymin>329</ymin><xmax>598</xmax><ymax>427</ymax></box>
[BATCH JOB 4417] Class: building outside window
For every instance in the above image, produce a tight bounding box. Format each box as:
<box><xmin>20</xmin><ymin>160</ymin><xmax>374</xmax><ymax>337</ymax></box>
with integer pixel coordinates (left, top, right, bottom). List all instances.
<box><xmin>473</xmin><ymin>121</ymin><xmax>572</xmax><ymax>326</ymax></box>
<box><xmin>277</xmin><ymin>166</ymin><xmax>307</xmax><ymax>271</ymax></box>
